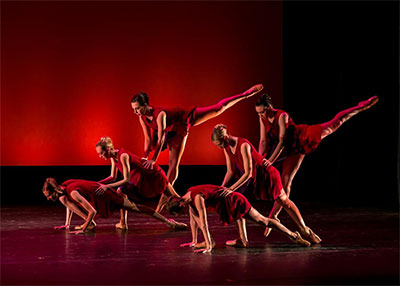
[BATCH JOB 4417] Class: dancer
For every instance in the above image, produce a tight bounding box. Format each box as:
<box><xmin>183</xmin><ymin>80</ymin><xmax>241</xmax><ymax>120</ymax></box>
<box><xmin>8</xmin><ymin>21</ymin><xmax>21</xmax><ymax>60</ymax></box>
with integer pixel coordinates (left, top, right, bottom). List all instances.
<box><xmin>166</xmin><ymin>185</ymin><xmax>311</xmax><ymax>253</ymax></box>
<box><xmin>211</xmin><ymin>124</ymin><xmax>321</xmax><ymax>243</ymax></box>
<box><xmin>255</xmin><ymin>94</ymin><xmax>379</xmax><ymax>230</ymax></box>
<box><xmin>95</xmin><ymin>136</ymin><xmax>186</xmax><ymax>230</ymax></box>
<box><xmin>42</xmin><ymin>178</ymin><xmax>186</xmax><ymax>233</ymax></box>
<box><xmin>130</xmin><ymin>84</ymin><xmax>264</xmax><ymax>211</ymax></box>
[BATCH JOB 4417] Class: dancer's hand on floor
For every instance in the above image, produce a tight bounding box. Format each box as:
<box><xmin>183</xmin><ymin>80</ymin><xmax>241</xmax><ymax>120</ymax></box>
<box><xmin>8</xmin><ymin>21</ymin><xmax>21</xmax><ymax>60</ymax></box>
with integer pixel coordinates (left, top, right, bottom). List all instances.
<box><xmin>69</xmin><ymin>230</ymin><xmax>86</xmax><ymax>235</ymax></box>
<box><xmin>180</xmin><ymin>242</ymin><xmax>196</xmax><ymax>247</ymax></box>
<box><xmin>194</xmin><ymin>248</ymin><xmax>212</xmax><ymax>254</ymax></box>
<box><xmin>54</xmin><ymin>225</ymin><xmax>69</xmax><ymax>230</ymax></box>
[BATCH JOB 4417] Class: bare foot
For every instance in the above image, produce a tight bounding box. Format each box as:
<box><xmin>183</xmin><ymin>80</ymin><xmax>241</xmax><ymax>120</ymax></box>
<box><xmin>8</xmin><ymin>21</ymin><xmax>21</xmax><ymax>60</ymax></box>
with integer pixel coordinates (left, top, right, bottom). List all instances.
<box><xmin>358</xmin><ymin>95</ymin><xmax>379</xmax><ymax>111</ymax></box>
<box><xmin>74</xmin><ymin>221</ymin><xmax>96</xmax><ymax>231</ymax></box>
<box><xmin>115</xmin><ymin>222</ymin><xmax>128</xmax><ymax>230</ymax></box>
<box><xmin>225</xmin><ymin>238</ymin><xmax>249</xmax><ymax>248</ymax></box>
<box><xmin>244</xmin><ymin>84</ymin><xmax>264</xmax><ymax>98</ymax></box>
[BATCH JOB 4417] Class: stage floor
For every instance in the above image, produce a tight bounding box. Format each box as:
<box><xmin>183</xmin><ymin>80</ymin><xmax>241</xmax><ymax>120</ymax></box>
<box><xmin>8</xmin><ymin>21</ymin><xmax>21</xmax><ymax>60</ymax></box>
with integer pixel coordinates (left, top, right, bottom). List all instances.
<box><xmin>1</xmin><ymin>203</ymin><xmax>399</xmax><ymax>285</ymax></box>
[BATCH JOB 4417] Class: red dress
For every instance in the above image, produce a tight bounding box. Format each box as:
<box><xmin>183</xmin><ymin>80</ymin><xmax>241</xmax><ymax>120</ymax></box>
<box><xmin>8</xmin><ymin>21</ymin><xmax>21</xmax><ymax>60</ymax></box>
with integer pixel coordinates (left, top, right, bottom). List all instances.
<box><xmin>262</xmin><ymin>109</ymin><xmax>322</xmax><ymax>157</ymax></box>
<box><xmin>142</xmin><ymin>106</ymin><xmax>196</xmax><ymax>150</ymax></box>
<box><xmin>62</xmin><ymin>179</ymin><xmax>124</xmax><ymax>218</ymax></box>
<box><xmin>188</xmin><ymin>184</ymin><xmax>252</xmax><ymax>225</ymax></box>
<box><xmin>114</xmin><ymin>147</ymin><xmax>169</xmax><ymax>199</ymax></box>
<box><xmin>225</xmin><ymin>137</ymin><xmax>282</xmax><ymax>201</ymax></box>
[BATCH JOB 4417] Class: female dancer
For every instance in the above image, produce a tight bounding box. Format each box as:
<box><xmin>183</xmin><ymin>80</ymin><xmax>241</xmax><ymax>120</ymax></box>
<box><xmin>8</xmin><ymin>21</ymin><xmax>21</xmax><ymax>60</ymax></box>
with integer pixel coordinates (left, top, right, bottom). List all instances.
<box><xmin>255</xmin><ymin>94</ymin><xmax>378</xmax><ymax>229</ymax></box>
<box><xmin>42</xmin><ymin>178</ymin><xmax>186</xmax><ymax>233</ymax></box>
<box><xmin>166</xmin><ymin>185</ymin><xmax>311</xmax><ymax>254</ymax></box>
<box><xmin>211</xmin><ymin>124</ymin><xmax>321</xmax><ymax>243</ymax></box>
<box><xmin>130</xmin><ymin>84</ymin><xmax>264</xmax><ymax>211</ymax></box>
<box><xmin>95</xmin><ymin>136</ymin><xmax>186</xmax><ymax>230</ymax></box>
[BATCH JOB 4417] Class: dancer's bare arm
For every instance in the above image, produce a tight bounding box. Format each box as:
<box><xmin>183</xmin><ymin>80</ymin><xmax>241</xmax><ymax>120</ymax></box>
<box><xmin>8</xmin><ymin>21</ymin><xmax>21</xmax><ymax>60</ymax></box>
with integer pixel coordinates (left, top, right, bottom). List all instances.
<box><xmin>98</xmin><ymin>158</ymin><xmax>118</xmax><ymax>184</ymax></box>
<box><xmin>221</xmin><ymin>149</ymin><xmax>234</xmax><ymax>187</ymax></box>
<box><xmin>221</xmin><ymin>143</ymin><xmax>252</xmax><ymax>197</ymax></box>
<box><xmin>54</xmin><ymin>196</ymin><xmax>74</xmax><ymax>230</ymax></box>
<box><xmin>139</xmin><ymin>116</ymin><xmax>152</xmax><ymax>159</ymax></box>
<box><xmin>193</xmin><ymin>195</ymin><xmax>213</xmax><ymax>253</ymax></box>
<box><xmin>144</xmin><ymin>111</ymin><xmax>167</xmax><ymax>169</ymax></box>
<box><xmin>180</xmin><ymin>207</ymin><xmax>198</xmax><ymax>247</ymax></box>
<box><xmin>69</xmin><ymin>191</ymin><xmax>97</xmax><ymax>233</ymax></box>
<box><xmin>264</xmin><ymin>113</ymin><xmax>288</xmax><ymax>167</ymax></box>
<box><xmin>258</xmin><ymin>116</ymin><xmax>268</xmax><ymax>156</ymax></box>
<box><xmin>96</xmin><ymin>154</ymin><xmax>130</xmax><ymax>194</ymax></box>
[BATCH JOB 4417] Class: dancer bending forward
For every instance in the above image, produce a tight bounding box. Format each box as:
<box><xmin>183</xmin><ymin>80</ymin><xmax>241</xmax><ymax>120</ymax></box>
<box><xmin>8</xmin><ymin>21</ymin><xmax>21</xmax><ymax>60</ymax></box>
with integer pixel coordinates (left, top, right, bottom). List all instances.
<box><xmin>42</xmin><ymin>178</ymin><xmax>185</xmax><ymax>233</ymax></box>
<box><xmin>211</xmin><ymin>124</ymin><xmax>321</xmax><ymax>243</ymax></box>
<box><xmin>167</xmin><ymin>185</ymin><xmax>311</xmax><ymax>253</ymax></box>
<box><xmin>95</xmin><ymin>136</ymin><xmax>186</xmax><ymax>230</ymax></box>
<box><xmin>255</xmin><ymin>94</ymin><xmax>378</xmax><ymax>230</ymax></box>
<box><xmin>131</xmin><ymin>84</ymin><xmax>264</xmax><ymax>211</ymax></box>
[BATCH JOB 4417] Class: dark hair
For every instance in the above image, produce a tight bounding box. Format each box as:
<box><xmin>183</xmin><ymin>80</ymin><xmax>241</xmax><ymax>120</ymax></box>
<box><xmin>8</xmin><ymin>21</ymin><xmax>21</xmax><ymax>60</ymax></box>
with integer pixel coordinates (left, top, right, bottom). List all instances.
<box><xmin>166</xmin><ymin>197</ymin><xmax>183</xmax><ymax>215</ymax></box>
<box><xmin>211</xmin><ymin>124</ymin><xmax>227</xmax><ymax>142</ymax></box>
<box><xmin>42</xmin><ymin>177</ymin><xmax>59</xmax><ymax>194</ymax></box>
<box><xmin>255</xmin><ymin>93</ymin><xmax>272</xmax><ymax>107</ymax></box>
<box><xmin>131</xmin><ymin>92</ymin><xmax>149</xmax><ymax>106</ymax></box>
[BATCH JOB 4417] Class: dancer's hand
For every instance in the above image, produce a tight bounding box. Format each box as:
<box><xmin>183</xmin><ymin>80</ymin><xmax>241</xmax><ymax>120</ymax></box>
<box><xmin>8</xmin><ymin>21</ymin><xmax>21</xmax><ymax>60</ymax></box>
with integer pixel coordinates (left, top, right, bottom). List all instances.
<box><xmin>220</xmin><ymin>187</ymin><xmax>233</xmax><ymax>197</ymax></box>
<box><xmin>180</xmin><ymin>242</ymin><xmax>196</xmax><ymax>247</ymax></box>
<box><xmin>54</xmin><ymin>225</ymin><xmax>69</xmax><ymax>230</ymax></box>
<box><xmin>262</xmin><ymin>159</ymin><xmax>272</xmax><ymax>168</ymax></box>
<box><xmin>143</xmin><ymin>159</ymin><xmax>155</xmax><ymax>169</ymax></box>
<box><xmin>95</xmin><ymin>184</ymin><xmax>108</xmax><ymax>195</ymax></box>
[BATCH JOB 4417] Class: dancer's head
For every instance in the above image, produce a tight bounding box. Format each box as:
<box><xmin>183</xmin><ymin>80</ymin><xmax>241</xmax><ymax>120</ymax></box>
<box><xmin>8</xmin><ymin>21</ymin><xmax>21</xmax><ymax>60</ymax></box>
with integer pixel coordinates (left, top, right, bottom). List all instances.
<box><xmin>42</xmin><ymin>178</ymin><xmax>62</xmax><ymax>202</ymax></box>
<box><xmin>255</xmin><ymin>93</ymin><xmax>273</xmax><ymax>118</ymax></box>
<box><xmin>96</xmin><ymin>136</ymin><xmax>114</xmax><ymax>160</ymax></box>
<box><xmin>211</xmin><ymin>124</ymin><xmax>229</xmax><ymax>148</ymax></box>
<box><xmin>166</xmin><ymin>197</ymin><xmax>187</xmax><ymax>215</ymax></box>
<box><xmin>131</xmin><ymin>92</ymin><xmax>149</xmax><ymax>116</ymax></box>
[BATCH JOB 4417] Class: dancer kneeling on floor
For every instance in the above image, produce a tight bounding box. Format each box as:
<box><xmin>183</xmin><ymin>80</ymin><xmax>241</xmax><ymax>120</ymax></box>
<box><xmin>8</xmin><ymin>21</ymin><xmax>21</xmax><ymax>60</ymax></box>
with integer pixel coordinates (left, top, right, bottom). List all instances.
<box><xmin>42</xmin><ymin>178</ymin><xmax>186</xmax><ymax>233</ymax></box>
<box><xmin>166</xmin><ymin>184</ymin><xmax>311</xmax><ymax>254</ymax></box>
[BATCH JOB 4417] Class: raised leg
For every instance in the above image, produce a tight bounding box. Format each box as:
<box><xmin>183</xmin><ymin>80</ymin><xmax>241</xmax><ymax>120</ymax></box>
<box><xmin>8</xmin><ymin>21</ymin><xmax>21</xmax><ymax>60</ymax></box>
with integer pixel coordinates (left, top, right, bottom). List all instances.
<box><xmin>320</xmin><ymin>96</ymin><xmax>378</xmax><ymax>139</ymax></box>
<box><xmin>191</xmin><ymin>84</ymin><xmax>263</xmax><ymax>126</ymax></box>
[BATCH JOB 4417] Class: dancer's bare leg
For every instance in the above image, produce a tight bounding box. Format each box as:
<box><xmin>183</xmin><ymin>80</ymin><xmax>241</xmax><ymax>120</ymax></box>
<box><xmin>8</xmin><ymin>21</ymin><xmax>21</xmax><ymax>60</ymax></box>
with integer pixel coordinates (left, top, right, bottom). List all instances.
<box><xmin>275</xmin><ymin>191</ymin><xmax>321</xmax><ymax>244</ymax></box>
<box><xmin>192</xmin><ymin>84</ymin><xmax>264</xmax><ymax>126</ymax></box>
<box><xmin>245</xmin><ymin>208</ymin><xmax>311</xmax><ymax>247</ymax></box>
<box><xmin>115</xmin><ymin>209</ymin><xmax>128</xmax><ymax>230</ymax></box>
<box><xmin>155</xmin><ymin>183</ymin><xmax>180</xmax><ymax>213</ymax></box>
<box><xmin>122</xmin><ymin>198</ymin><xmax>187</xmax><ymax>230</ymax></box>
<box><xmin>267</xmin><ymin>154</ymin><xmax>304</xmax><ymax>221</ymax></box>
<box><xmin>166</xmin><ymin>135</ymin><xmax>188</xmax><ymax>185</ymax></box>
<box><xmin>226</xmin><ymin>218</ymin><xmax>249</xmax><ymax>247</ymax></box>
<box><xmin>320</xmin><ymin>96</ymin><xmax>379</xmax><ymax>139</ymax></box>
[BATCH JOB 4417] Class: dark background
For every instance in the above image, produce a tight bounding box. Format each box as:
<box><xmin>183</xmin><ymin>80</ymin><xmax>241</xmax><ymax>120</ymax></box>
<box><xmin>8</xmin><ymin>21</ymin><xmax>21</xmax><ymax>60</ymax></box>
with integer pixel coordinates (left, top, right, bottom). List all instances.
<box><xmin>1</xmin><ymin>1</ymin><xmax>398</xmax><ymax>209</ymax></box>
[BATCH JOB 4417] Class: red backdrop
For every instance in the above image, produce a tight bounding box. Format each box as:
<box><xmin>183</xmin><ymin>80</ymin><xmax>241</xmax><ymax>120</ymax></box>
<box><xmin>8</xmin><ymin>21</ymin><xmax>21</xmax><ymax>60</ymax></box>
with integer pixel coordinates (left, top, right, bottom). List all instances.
<box><xmin>1</xmin><ymin>1</ymin><xmax>282</xmax><ymax>166</ymax></box>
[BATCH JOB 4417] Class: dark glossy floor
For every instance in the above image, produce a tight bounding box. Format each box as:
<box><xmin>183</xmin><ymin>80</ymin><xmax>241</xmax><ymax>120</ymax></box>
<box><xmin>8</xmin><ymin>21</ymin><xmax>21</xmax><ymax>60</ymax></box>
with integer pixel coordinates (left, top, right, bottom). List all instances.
<box><xmin>1</xmin><ymin>203</ymin><xmax>399</xmax><ymax>285</ymax></box>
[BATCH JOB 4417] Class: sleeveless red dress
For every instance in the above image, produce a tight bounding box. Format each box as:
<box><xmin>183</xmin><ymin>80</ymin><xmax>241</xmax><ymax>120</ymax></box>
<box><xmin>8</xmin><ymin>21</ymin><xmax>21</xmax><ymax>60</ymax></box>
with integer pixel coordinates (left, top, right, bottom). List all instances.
<box><xmin>262</xmin><ymin>109</ymin><xmax>322</xmax><ymax>157</ymax></box>
<box><xmin>62</xmin><ymin>179</ymin><xmax>124</xmax><ymax>218</ymax></box>
<box><xmin>188</xmin><ymin>184</ymin><xmax>251</xmax><ymax>225</ymax></box>
<box><xmin>142</xmin><ymin>106</ymin><xmax>196</xmax><ymax>150</ymax></box>
<box><xmin>114</xmin><ymin>147</ymin><xmax>168</xmax><ymax>199</ymax></box>
<box><xmin>225</xmin><ymin>137</ymin><xmax>282</xmax><ymax>201</ymax></box>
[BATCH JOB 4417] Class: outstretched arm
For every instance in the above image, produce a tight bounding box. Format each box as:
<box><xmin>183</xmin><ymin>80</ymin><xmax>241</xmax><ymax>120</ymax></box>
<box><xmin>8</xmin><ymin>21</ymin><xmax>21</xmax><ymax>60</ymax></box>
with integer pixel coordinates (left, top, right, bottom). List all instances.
<box><xmin>194</xmin><ymin>195</ymin><xmax>213</xmax><ymax>253</ymax></box>
<box><xmin>139</xmin><ymin>116</ymin><xmax>152</xmax><ymax>159</ymax></box>
<box><xmin>221</xmin><ymin>143</ymin><xmax>252</xmax><ymax>197</ymax></box>
<box><xmin>144</xmin><ymin>111</ymin><xmax>167</xmax><ymax>169</ymax></box>
<box><xmin>69</xmin><ymin>191</ymin><xmax>97</xmax><ymax>233</ymax></box>
<box><xmin>264</xmin><ymin>113</ymin><xmax>288</xmax><ymax>167</ymax></box>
